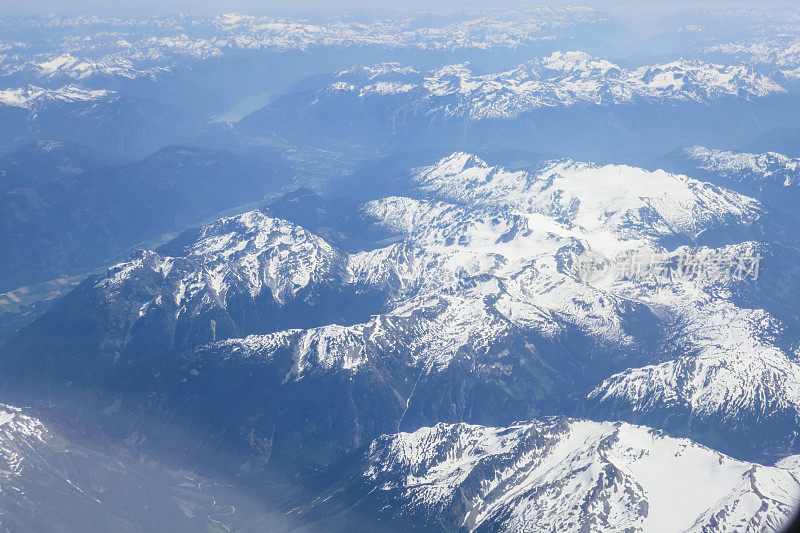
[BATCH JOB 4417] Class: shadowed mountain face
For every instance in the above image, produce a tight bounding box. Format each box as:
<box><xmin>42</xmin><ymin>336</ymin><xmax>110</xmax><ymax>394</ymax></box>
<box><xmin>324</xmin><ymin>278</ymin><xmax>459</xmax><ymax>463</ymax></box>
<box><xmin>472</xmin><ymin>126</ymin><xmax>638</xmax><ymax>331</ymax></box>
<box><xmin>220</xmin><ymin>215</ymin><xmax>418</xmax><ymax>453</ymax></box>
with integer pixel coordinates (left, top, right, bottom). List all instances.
<box><xmin>0</xmin><ymin>91</ymin><xmax>209</xmax><ymax>157</ymax></box>
<box><xmin>0</xmin><ymin>142</ymin><xmax>292</xmax><ymax>291</ymax></box>
<box><xmin>0</xmin><ymin>140</ymin><xmax>125</xmax><ymax>193</ymax></box>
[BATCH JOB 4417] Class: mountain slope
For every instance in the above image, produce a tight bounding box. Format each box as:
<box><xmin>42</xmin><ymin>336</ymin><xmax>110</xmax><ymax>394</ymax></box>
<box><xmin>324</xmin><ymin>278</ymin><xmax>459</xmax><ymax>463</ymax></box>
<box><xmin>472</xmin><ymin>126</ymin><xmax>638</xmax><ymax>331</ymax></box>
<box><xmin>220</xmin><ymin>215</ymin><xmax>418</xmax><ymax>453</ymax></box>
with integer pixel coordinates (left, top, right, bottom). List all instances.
<box><xmin>656</xmin><ymin>146</ymin><xmax>800</xmax><ymax>216</ymax></box>
<box><xmin>0</xmin><ymin>88</ymin><xmax>201</xmax><ymax>156</ymax></box>
<box><xmin>0</xmin><ymin>403</ymin><xmax>242</xmax><ymax>531</ymax></box>
<box><xmin>238</xmin><ymin>54</ymin><xmax>800</xmax><ymax>159</ymax></box>
<box><xmin>4</xmin><ymin>152</ymin><xmax>798</xmax><ymax>475</ymax></box>
<box><xmin>0</xmin><ymin>144</ymin><xmax>291</xmax><ymax>291</ymax></box>
<box><xmin>245</xmin><ymin>53</ymin><xmax>784</xmax><ymax>122</ymax></box>
<box><xmin>296</xmin><ymin>419</ymin><xmax>800</xmax><ymax>532</ymax></box>
<box><xmin>0</xmin><ymin>139</ymin><xmax>124</xmax><ymax>194</ymax></box>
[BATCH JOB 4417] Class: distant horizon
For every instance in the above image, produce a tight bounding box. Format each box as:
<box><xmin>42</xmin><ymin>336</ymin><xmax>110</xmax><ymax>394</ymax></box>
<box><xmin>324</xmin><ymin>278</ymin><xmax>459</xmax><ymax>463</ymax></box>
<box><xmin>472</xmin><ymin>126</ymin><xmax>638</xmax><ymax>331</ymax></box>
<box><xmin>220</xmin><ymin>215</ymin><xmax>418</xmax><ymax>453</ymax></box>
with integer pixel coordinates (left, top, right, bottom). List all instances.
<box><xmin>2</xmin><ymin>0</ymin><xmax>798</xmax><ymax>40</ymax></box>
<box><xmin>1</xmin><ymin>0</ymin><xmax>797</xmax><ymax>17</ymax></box>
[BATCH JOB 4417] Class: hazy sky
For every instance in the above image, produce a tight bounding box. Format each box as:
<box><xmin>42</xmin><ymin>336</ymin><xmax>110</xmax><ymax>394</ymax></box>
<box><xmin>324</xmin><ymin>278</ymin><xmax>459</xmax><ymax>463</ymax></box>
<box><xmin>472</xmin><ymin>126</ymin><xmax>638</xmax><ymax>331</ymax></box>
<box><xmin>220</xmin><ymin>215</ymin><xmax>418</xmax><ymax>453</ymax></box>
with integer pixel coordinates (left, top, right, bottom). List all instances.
<box><xmin>2</xmin><ymin>0</ymin><xmax>798</xmax><ymax>17</ymax></box>
<box><xmin>0</xmin><ymin>0</ymin><xmax>798</xmax><ymax>20</ymax></box>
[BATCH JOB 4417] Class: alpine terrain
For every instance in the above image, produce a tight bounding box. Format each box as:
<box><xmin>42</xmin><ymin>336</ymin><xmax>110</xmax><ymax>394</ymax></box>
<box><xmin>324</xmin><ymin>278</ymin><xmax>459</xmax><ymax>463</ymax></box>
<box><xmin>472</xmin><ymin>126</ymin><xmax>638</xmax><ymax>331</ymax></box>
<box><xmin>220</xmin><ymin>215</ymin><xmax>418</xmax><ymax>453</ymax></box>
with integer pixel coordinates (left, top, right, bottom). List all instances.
<box><xmin>0</xmin><ymin>3</ymin><xmax>799</xmax><ymax>532</ymax></box>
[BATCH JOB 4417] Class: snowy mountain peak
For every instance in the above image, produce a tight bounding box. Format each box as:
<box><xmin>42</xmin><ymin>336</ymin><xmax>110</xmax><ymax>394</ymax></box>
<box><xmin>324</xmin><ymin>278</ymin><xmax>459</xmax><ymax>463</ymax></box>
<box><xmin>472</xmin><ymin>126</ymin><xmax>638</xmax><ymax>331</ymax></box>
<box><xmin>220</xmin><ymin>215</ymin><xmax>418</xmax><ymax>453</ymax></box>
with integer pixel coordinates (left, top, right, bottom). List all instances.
<box><xmin>412</xmin><ymin>152</ymin><xmax>763</xmax><ymax>251</ymax></box>
<box><xmin>539</xmin><ymin>50</ymin><xmax>622</xmax><ymax>74</ymax></box>
<box><xmin>349</xmin><ymin>418</ymin><xmax>800</xmax><ymax>532</ymax></box>
<box><xmin>101</xmin><ymin>210</ymin><xmax>345</xmax><ymax>303</ymax></box>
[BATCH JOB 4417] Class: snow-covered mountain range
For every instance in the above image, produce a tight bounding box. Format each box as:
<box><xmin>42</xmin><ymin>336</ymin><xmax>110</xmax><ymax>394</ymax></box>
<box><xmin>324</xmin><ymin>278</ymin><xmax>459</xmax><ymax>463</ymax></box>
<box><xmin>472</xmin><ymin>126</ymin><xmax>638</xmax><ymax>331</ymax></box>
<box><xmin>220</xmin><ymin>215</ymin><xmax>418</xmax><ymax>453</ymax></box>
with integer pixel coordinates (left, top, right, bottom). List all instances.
<box><xmin>706</xmin><ymin>37</ymin><xmax>800</xmax><ymax>79</ymax></box>
<box><xmin>312</xmin><ymin>53</ymin><xmax>785</xmax><ymax>119</ymax></box>
<box><xmin>4</xmin><ymin>7</ymin><xmax>800</xmax><ymax>530</ymax></box>
<box><xmin>0</xmin><ymin>9</ymin><xmax>608</xmax><ymax>84</ymax></box>
<box><xmin>297</xmin><ymin>419</ymin><xmax>800</xmax><ymax>532</ymax></box>
<box><xmin>3</xmin><ymin>9</ymin><xmax>800</xmax><ymax>159</ymax></box>
<box><xmin>238</xmin><ymin>52</ymin><xmax>800</xmax><ymax>160</ymax></box>
<box><xmin>6</xmin><ymin>152</ymin><xmax>799</xmax><ymax>478</ymax></box>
